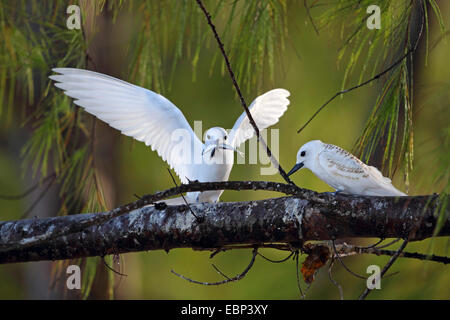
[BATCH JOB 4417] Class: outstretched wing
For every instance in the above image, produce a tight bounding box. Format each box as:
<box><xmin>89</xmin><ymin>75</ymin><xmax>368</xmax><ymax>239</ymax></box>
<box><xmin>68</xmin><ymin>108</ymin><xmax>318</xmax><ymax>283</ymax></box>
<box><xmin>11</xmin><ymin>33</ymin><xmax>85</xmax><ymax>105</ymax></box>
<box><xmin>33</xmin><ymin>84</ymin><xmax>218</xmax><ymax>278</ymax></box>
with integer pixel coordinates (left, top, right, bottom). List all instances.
<box><xmin>229</xmin><ymin>89</ymin><xmax>290</xmax><ymax>148</ymax></box>
<box><xmin>50</xmin><ymin>68</ymin><xmax>202</xmax><ymax>183</ymax></box>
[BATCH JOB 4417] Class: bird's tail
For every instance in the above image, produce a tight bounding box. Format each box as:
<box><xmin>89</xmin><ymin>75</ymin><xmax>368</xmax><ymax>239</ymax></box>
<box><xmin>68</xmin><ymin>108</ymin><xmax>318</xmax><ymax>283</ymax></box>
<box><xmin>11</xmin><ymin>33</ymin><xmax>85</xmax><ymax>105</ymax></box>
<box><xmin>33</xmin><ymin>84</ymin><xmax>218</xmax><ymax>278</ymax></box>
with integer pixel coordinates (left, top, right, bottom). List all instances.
<box><xmin>367</xmin><ymin>166</ymin><xmax>407</xmax><ymax>196</ymax></box>
<box><xmin>387</xmin><ymin>185</ymin><xmax>407</xmax><ymax>196</ymax></box>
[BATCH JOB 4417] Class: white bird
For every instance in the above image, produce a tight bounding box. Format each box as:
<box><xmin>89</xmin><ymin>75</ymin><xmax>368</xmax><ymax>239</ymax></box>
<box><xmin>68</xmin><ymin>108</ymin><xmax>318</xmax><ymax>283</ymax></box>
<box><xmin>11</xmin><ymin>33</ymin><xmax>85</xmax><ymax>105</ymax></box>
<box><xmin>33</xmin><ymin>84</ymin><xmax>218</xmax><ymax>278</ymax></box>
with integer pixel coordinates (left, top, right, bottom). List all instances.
<box><xmin>50</xmin><ymin>68</ymin><xmax>290</xmax><ymax>204</ymax></box>
<box><xmin>287</xmin><ymin>140</ymin><xmax>407</xmax><ymax>196</ymax></box>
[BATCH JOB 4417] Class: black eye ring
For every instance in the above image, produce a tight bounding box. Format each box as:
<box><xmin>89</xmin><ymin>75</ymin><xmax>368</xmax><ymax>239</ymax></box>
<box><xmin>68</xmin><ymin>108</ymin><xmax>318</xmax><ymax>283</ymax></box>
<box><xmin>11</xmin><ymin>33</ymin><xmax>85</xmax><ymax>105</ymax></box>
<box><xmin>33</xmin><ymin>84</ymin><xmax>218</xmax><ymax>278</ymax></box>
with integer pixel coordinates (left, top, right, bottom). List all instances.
<box><xmin>301</xmin><ymin>151</ymin><xmax>306</xmax><ymax>157</ymax></box>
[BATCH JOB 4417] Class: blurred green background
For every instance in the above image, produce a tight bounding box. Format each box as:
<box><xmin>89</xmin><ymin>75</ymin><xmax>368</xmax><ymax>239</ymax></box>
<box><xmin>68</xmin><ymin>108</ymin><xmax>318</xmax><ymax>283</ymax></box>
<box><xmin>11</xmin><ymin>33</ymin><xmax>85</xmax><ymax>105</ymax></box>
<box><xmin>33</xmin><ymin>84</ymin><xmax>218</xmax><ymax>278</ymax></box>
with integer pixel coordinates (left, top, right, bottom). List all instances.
<box><xmin>0</xmin><ymin>0</ymin><xmax>449</xmax><ymax>299</ymax></box>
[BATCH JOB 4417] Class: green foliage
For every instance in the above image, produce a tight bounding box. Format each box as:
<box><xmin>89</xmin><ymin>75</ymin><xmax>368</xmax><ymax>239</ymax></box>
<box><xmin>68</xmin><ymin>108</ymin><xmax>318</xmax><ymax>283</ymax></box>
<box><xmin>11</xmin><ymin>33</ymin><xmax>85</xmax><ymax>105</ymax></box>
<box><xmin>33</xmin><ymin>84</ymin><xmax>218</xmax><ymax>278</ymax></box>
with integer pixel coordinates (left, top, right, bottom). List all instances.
<box><xmin>126</xmin><ymin>0</ymin><xmax>288</xmax><ymax>94</ymax></box>
<box><xmin>316</xmin><ymin>0</ymin><xmax>446</xmax><ymax>193</ymax></box>
<box><xmin>211</xmin><ymin>0</ymin><xmax>288</xmax><ymax>92</ymax></box>
<box><xmin>0</xmin><ymin>1</ymin><xmax>113</xmax><ymax>299</ymax></box>
<box><xmin>319</xmin><ymin>1</ymin><xmax>415</xmax><ymax>178</ymax></box>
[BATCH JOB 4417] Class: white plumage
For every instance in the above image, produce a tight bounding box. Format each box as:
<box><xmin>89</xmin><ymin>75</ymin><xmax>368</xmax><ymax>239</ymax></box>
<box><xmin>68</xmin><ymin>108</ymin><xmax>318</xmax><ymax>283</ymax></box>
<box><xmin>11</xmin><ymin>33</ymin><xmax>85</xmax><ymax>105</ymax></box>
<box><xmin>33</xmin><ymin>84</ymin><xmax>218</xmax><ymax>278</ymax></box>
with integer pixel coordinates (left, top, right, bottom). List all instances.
<box><xmin>229</xmin><ymin>89</ymin><xmax>290</xmax><ymax>148</ymax></box>
<box><xmin>288</xmin><ymin>140</ymin><xmax>407</xmax><ymax>196</ymax></box>
<box><xmin>50</xmin><ymin>68</ymin><xmax>290</xmax><ymax>203</ymax></box>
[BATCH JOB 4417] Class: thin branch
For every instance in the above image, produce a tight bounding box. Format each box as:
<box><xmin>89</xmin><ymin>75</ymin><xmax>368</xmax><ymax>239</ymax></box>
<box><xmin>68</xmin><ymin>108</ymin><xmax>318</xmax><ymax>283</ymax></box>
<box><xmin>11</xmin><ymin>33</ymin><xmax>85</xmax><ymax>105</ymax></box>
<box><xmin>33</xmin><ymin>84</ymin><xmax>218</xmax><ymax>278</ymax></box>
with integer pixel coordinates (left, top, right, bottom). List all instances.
<box><xmin>20</xmin><ymin>174</ymin><xmax>57</xmax><ymax>219</ymax></box>
<box><xmin>374</xmin><ymin>238</ymin><xmax>401</xmax><ymax>249</ymax></box>
<box><xmin>209</xmin><ymin>243</ymin><xmax>292</xmax><ymax>259</ymax></box>
<box><xmin>296</xmin><ymin>3</ymin><xmax>425</xmax><ymax>134</ymax></box>
<box><xmin>355</xmin><ymin>238</ymin><xmax>385</xmax><ymax>250</ymax></box>
<box><xmin>332</xmin><ymin>240</ymin><xmax>367</xmax><ymax>280</ymax></box>
<box><xmin>211</xmin><ymin>264</ymin><xmax>232</xmax><ymax>280</ymax></box>
<box><xmin>166</xmin><ymin>168</ymin><xmax>202</xmax><ymax>222</ymax></box>
<box><xmin>0</xmin><ymin>173</ymin><xmax>56</xmax><ymax>200</ymax></box>
<box><xmin>101</xmin><ymin>256</ymin><xmax>128</xmax><ymax>277</ymax></box>
<box><xmin>304</xmin><ymin>0</ymin><xmax>320</xmax><ymax>35</ymax></box>
<box><xmin>195</xmin><ymin>0</ymin><xmax>293</xmax><ymax>185</ymax></box>
<box><xmin>258</xmin><ymin>251</ymin><xmax>295</xmax><ymax>263</ymax></box>
<box><xmin>323</xmin><ymin>242</ymin><xmax>450</xmax><ymax>264</ymax></box>
<box><xmin>354</xmin><ymin>247</ymin><xmax>450</xmax><ymax>265</ymax></box>
<box><xmin>358</xmin><ymin>239</ymin><xmax>409</xmax><ymax>300</ymax></box>
<box><xmin>295</xmin><ymin>251</ymin><xmax>306</xmax><ymax>299</ymax></box>
<box><xmin>205</xmin><ymin>241</ymin><xmax>448</xmax><ymax>265</ymax></box>
<box><xmin>328</xmin><ymin>258</ymin><xmax>344</xmax><ymax>300</ymax></box>
<box><xmin>171</xmin><ymin>247</ymin><xmax>258</xmax><ymax>286</ymax></box>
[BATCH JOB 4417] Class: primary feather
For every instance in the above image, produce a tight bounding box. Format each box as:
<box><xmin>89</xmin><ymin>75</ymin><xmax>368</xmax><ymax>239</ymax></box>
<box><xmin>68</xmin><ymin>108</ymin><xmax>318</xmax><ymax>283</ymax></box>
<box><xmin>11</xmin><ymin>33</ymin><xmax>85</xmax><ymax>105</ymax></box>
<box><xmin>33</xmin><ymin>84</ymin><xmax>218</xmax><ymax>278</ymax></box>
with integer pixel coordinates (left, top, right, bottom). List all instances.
<box><xmin>50</xmin><ymin>68</ymin><xmax>202</xmax><ymax>184</ymax></box>
<box><xmin>50</xmin><ymin>68</ymin><xmax>291</xmax><ymax>203</ymax></box>
<box><xmin>229</xmin><ymin>88</ymin><xmax>290</xmax><ymax>148</ymax></box>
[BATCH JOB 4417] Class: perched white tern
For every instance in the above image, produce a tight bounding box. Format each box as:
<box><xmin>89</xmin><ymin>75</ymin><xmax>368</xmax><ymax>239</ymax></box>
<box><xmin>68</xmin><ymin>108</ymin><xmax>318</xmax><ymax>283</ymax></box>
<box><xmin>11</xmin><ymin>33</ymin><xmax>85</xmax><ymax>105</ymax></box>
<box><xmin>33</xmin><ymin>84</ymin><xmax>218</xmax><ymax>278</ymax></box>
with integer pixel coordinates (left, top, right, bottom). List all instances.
<box><xmin>287</xmin><ymin>140</ymin><xmax>407</xmax><ymax>196</ymax></box>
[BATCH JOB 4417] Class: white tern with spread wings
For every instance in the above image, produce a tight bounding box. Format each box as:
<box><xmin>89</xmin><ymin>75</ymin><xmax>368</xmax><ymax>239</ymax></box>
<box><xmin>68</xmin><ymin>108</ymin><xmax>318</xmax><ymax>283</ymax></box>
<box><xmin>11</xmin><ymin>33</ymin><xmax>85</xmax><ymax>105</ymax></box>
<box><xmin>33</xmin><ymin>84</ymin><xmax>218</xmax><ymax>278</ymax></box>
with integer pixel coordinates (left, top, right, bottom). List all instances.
<box><xmin>50</xmin><ymin>68</ymin><xmax>290</xmax><ymax>204</ymax></box>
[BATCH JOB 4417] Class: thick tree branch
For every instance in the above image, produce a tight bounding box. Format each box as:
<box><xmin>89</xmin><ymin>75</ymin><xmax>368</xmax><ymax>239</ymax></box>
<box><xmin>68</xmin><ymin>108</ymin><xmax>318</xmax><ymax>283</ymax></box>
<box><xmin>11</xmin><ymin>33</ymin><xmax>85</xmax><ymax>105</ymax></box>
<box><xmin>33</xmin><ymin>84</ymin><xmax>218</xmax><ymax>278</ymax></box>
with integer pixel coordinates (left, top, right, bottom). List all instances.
<box><xmin>0</xmin><ymin>187</ymin><xmax>448</xmax><ymax>264</ymax></box>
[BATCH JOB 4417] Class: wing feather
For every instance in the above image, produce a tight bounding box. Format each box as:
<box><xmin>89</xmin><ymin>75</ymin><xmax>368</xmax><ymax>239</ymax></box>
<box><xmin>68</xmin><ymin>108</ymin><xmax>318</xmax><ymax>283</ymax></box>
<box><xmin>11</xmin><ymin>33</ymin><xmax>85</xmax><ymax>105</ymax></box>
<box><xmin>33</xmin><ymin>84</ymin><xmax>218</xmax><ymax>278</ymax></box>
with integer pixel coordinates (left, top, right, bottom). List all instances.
<box><xmin>318</xmin><ymin>144</ymin><xmax>367</xmax><ymax>180</ymax></box>
<box><xmin>318</xmin><ymin>144</ymin><xmax>406</xmax><ymax>196</ymax></box>
<box><xmin>50</xmin><ymin>68</ymin><xmax>202</xmax><ymax>183</ymax></box>
<box><xmin>229</xmin><ymin>89</ymin><xmax>290</xmax><ymax>148</ymax></box>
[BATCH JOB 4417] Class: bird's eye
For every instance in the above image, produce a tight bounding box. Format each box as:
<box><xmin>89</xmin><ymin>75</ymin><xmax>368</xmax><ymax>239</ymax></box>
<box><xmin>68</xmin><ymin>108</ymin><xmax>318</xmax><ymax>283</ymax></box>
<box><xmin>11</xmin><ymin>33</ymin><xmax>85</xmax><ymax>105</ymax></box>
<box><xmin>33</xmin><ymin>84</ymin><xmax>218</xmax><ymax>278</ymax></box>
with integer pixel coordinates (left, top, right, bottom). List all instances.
<box><xmin>224</xmin><ymin>136</ymin><xmax>227</xmax><ymax>140</ymax></box>
<box><xmin>207</xmin><ymin>135</ymin><xmax>211</xmax><ymax>140</ymax></box>
<box><xmin>301</xmin><ymin>151</ymin><xmax>306</xmax><ymax>157</ymax></box>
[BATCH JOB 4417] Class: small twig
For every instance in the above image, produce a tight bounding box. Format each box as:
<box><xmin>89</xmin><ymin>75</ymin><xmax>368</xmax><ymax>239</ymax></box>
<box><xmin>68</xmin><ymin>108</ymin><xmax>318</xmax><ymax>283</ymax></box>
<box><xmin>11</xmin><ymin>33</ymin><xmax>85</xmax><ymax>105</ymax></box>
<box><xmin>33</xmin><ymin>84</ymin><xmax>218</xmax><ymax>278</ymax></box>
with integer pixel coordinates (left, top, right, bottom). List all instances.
<box><xmin>258</xmin><ymin>251</ymin><xmax>295</xmax><ymax>263</ymax></box>
<box><xmin>0</xmin><ymin>173</ymin><xmax>56</xmax><ymax>200</ymax></box>
<box><xmin>101</xmin><ymin>255</ymin><xmax>128</xmax><ymax>277</ymax></box>
<box><xmin>208</xmin><ymin>243</ymin><xmax>292</xmax><ymax>259</ymax></box>
<box><xmin>374</xmin><ymin>238</ymin><xmax>400</xmax><ymax>249</ymax></box>
<box><xmin>209</xmin><ymin>247</ymin><xmax>227</xmax><ymax>259</ymax></box>
<box><xmin>304</xmin><ymin>0</ymin><xmax>320</xmax><ymax>35</ymax></box>
<box><xmin>359</xmin><ymin>248</ymin><xmax>450</xmax><ymax>265</ymax></box>
<box><xmin>332</xmin><ymin>240</ymin><xmax>367</xmax><ymax>280</ymax></box>
<box><xmin>20</xmin><ymin>174</ymin><xmax>56</xmax><ymax>219</ymax></box>
<box><xmin>330</xmin><ymin>241</ymin><xmax>450</xmax><ymax>265</ymax></box>
<box><xmin>113</xmin><ymin>253</ymin><xmax>126</xmax><ymax>290</ymax></box>
<box><xmin>195</xmin><ymin>0</ymin><xmax>294</xmax><ymax>185</ymax></box>
<box><xmin>171</xmin><ymin>247</ymin><xmax>258</xmax><ymax>286</ymax></box>
<box><xmin>211</xmin><ymin>264</ymin><xmax>231</xmax><ymax>281</ymax></box>
<box><xmin>355</xmin><ymin>238</ymin><xmax>385</xmax><ymax>250</ymax></box>
<box><xmin>295</xmin><ymin>251</ymin><xmax>306</xmax><ymax>299</ymax></box>
<box><xmin>207</xmin><ymin>242</ymin><xmax>450</xmax><ymax>265</ymax></box>
<box><xmin>328</xmin><ymin>258</ymin><xmax>344</xmax><ymax>300</ymax></box>
<box><xmin>166</xmin><ymin>168</ymin><xmax>203</xmax><ymax>222</ymax></box>
<box><xmin>133</xmin><ymin>194</ymin><xmax>142</xmax><ymax>200</ymax></box>
<box><xmin>358</xmin><ymin>239</ymin><xmax>409</xmax><ymax>300</ymax></box>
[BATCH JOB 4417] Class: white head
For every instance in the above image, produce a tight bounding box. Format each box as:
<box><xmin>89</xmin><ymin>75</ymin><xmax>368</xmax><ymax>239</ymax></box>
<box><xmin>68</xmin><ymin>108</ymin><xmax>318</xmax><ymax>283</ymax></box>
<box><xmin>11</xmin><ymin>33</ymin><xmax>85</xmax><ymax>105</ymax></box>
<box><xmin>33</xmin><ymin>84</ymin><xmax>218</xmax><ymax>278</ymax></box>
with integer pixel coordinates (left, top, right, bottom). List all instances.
<box><xmin>287</xmin><ymin>140</ymin><xmax>324</xmax><ymax>176</ymax></box>
<box><xmin>202</xmin><ymin>127</ymin><xmax>237</xmax><ymax>158</ymax></box>
<box><xmin>204</xmin><ymin>127</ymin><xmax>229</xmax><ymax>145</ymax></box>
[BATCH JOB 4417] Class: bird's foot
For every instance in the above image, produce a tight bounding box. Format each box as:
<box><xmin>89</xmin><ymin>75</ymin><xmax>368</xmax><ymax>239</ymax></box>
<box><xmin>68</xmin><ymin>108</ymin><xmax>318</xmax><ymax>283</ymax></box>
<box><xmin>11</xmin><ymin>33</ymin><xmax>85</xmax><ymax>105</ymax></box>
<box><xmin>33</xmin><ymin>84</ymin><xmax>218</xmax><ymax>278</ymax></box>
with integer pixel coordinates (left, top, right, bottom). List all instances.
<box><xmin>322</xmin><ymin>190</ymin><xmax>342</xmax><ymax>196</ymax></box>
<box><xmin>185</xmin><ymin>177</ymin><xmax>200</xmax><ymax>184</ymax></box>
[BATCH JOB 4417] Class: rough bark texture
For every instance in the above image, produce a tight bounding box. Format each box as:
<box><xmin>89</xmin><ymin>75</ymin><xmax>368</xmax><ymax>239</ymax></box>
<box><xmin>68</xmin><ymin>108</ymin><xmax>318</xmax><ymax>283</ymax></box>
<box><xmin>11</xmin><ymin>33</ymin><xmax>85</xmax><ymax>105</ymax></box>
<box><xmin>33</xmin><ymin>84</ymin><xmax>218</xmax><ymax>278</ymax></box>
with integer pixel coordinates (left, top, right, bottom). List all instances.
<box><xmin>1</xmin><ymin>190</ymin><xmax>448</xmax><ymax>264</ymax></box>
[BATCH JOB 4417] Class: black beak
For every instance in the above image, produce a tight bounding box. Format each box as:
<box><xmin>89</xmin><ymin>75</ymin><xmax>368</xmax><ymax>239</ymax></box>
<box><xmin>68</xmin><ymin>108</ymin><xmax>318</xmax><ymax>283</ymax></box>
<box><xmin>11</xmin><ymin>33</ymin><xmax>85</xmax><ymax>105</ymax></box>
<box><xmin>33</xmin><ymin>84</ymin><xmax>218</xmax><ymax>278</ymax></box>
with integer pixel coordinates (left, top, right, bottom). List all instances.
<box><xmin>287</xmin><ymin>162</ymin><xmax>303</xmax><ymax>176</ymax></box>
